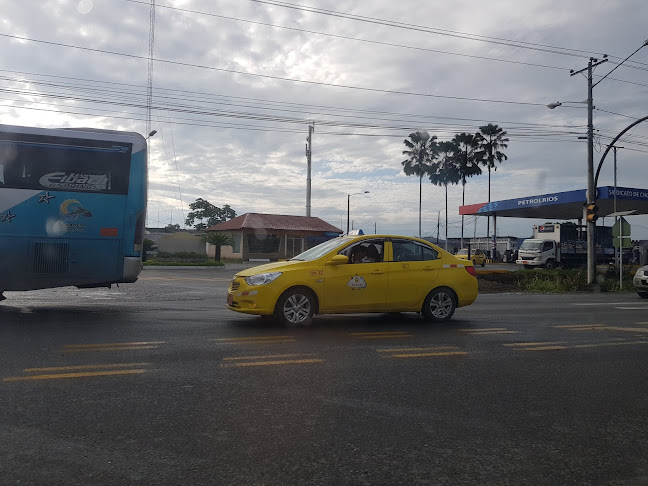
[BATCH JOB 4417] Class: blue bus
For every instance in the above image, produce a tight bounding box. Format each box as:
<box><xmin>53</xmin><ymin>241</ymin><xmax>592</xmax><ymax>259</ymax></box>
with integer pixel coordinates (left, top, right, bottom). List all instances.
<box><xmin>0</xmin><ymin>124</ymin><xmax>147</xmax><ymax>301</ymax></box>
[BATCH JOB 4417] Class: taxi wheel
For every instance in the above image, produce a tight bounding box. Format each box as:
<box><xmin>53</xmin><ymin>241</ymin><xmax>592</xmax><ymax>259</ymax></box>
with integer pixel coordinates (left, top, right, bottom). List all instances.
<box><xmin>276</xmin><ymin>288</ymin><xmax>315</xmax><ymax>327</ymax></box>
<box><xmin>422</xmin><ymin>287</ymin><xmax>456</xmax><ymax>322</ymax></box>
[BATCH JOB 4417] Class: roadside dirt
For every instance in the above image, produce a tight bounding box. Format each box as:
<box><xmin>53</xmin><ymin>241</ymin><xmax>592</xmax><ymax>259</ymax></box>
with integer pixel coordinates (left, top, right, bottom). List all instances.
<box><xmin>477</xmin><ymin>272</ymin><xmax>524</xmax><ymax>293</ymax></box>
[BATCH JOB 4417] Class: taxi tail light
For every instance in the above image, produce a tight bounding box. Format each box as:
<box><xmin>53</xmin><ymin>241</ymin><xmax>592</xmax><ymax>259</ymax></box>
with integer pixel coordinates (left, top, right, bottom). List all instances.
<box><xmin>465</xmin><ymin>266</ymin><xmax>477</xmax><ymax>277</ymax></box>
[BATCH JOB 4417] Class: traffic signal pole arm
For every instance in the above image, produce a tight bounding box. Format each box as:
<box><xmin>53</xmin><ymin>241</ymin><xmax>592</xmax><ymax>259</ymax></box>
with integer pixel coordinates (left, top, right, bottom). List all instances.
<box><xmin>594</xmin><ymin>115</ymin><xmax>648</xmax><ymax>188</ymax></box>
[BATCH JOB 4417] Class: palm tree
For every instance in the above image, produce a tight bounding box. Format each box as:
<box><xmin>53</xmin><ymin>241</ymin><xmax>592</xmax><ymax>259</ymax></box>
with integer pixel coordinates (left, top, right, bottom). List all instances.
<box><xmin>402</xmin><ymin>131</ymin><xmax>438</xmax><ymax>238</ymax></box>
<box><xmin>478</xmin><ymin>123</ymin><xmax>509</xmax><ymax>241</ymax></box>
<box><xmin>429</xmin><ymin>140</ymin><xmax>461</xmax><ymax>250</ymax></box>
<box><xmin>453</xmin><ymin>133</ymin><xmax>483</xmax><ymax>248</ymax></box>
<box><xmin>202</xmin><ymin>232</ymin><xmax>234</xmax><ymax>262</ymax></box>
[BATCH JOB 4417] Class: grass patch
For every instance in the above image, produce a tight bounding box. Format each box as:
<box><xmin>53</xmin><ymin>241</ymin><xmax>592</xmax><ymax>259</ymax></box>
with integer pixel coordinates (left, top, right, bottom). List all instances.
<box><xmin>479</xmin><ymin>268</ymin><xmax>637</xmax><ymax>293</ymax></box>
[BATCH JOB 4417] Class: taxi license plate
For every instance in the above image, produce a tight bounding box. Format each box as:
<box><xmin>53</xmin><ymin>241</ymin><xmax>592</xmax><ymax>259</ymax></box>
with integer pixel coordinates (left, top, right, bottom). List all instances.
<box><xmin>227</xmin><ymin>293</ymin><xmax>233</xmax><ymax>306</ymax></box>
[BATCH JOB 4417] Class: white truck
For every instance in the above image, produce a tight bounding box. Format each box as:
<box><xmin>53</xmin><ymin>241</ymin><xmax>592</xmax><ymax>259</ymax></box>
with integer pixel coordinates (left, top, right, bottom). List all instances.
<box><xmin>516</xmin><ymin>223</ymin><xmax>613</xmax><ymax>270</ymax></box>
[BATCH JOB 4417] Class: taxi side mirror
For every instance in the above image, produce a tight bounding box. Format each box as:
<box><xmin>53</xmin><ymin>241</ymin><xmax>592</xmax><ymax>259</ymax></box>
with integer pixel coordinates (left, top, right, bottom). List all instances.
<box><xmin>327</xmin><ymin>254</ymin><xmax>349</xmax><ymax>265</ymax></box>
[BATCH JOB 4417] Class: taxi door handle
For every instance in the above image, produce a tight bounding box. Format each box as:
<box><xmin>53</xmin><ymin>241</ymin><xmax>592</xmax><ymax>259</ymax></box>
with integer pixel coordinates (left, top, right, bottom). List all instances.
<box><xmin>423</xmin><ymin>266</ymin><xmax>435</xmax><ymax>270</ymax></box>
<box><xmin>371</xmin><ymin>270</ymin><xmax>384</xmax><ymax>274</ymax></box>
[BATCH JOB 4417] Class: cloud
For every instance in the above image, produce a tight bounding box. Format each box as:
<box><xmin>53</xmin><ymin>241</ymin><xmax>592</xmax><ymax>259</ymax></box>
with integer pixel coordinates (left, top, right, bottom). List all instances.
<box><xmin>1</xmin><ymin>0</ymin><xmax>648</xmax><ymax>239</ymax></box>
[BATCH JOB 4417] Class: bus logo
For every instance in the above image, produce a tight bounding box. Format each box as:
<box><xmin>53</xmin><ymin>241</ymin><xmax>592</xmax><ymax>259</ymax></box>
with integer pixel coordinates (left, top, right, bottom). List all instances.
<box><xmin>60</xmin><ymin>199</ymin><xmax>93</xmax><ymax>220</ymax></box>
<box><xmin>40</xmin><ymin>172</ymin><xmax>109</xmax><ymax>191</ymax></box>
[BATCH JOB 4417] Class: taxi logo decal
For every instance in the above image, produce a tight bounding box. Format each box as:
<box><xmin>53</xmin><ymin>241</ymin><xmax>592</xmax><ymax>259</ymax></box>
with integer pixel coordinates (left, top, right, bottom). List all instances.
<box><xmin>310</xmin><ymin>270</ymin><xmax>323</xmax><ymax>277</ymax></box>
<box><xmin>348</xmin><ymin>276</ymin><xmax>367</xmax><ymax>289</ymax></box>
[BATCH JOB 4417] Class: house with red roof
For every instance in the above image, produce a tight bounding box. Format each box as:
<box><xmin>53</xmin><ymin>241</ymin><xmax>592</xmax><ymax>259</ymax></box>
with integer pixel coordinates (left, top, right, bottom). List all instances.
<box><xmin>206</xmin><ymin>213</ymin><xmax>343</xmax><ymax>261</ymax></box>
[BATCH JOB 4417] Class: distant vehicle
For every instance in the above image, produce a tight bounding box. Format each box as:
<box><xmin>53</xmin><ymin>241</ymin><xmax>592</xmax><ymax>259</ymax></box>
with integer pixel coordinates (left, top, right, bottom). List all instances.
<box><xmin>633</xmin><ymin>265</ymin><xmax>648</xmax><ymax>299</ymax></box>
<box><xmin>227</xmin><ymin>235</ymin><xmax>478</xmax><ymax>326</ymax></box>
<box><xmin>516</xmin><ymin>223</ymin><xmax>613</xmax><ymax>270</ymax></box>
<box><xmin>0</xmin><ymin>124</ymin><xmax>147</xmax><ymax>301</ymax></box>
<box><xmin>456</xmin><ymin>248</ymin><xmax>486</xmax><ymax>267</ymax></box>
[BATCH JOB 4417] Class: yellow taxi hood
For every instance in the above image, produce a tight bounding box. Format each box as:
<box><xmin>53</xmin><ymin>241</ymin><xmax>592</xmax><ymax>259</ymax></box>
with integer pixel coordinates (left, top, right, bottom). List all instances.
<box><xmin>234</xmin><ymin>260</ymin><xmax>310</xmax><ymax>277</ymax></box>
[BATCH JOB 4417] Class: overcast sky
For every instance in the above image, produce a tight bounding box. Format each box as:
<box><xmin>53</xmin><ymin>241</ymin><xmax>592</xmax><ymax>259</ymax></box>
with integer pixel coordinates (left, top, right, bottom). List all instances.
<box><xmin>2</xmin><ymin>0</ymin><xmax>648</xmax><ymax>239</ymax></box>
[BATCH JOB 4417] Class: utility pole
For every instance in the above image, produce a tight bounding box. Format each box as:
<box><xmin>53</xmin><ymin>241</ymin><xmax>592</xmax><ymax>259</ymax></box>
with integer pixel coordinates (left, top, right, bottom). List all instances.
<box><xmin>571</xmin><ymin>57</ymin><xmax>607</xmax><ymax>285</ymax></box>
<box><xmin>305</xmin><ymin>122</ymin><xmax>314</xmax><ymax>217</ymax></box>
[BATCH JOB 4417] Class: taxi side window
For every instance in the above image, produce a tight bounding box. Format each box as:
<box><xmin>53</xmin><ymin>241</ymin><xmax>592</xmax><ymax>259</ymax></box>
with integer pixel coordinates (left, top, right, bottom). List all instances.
<box><xmin>392</xmin><ymin>240</ymin><xmax>439</xmax><ymax>262</ymax></box>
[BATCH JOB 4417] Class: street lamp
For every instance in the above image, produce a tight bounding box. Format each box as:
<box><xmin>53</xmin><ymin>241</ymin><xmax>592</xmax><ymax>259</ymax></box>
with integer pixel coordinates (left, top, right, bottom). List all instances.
<box><xmin>347</xmin><ymin>191</ymin><xmax>370</xmax><ymax>235</ymax></box>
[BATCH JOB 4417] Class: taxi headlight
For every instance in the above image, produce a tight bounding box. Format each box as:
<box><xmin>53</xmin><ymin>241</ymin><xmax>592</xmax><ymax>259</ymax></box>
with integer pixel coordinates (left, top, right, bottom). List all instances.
<box><xmin>244</xmin><ymin>272</ymin><xmax>282</xmax><ymax>286</ymax></box>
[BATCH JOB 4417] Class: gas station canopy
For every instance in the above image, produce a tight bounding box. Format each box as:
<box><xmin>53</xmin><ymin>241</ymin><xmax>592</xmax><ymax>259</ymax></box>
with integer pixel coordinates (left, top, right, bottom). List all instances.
<box><xmin>459</xmin><ymin>186</ymin><xmax>648</xmax><ymax>220</ymax></box>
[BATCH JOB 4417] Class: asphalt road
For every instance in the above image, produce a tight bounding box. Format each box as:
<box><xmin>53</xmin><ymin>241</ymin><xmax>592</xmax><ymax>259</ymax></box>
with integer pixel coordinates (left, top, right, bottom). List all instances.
<box><xmin>1</xmin><ymin>266</ymin><xmax>648</xmax><ymax>485</ymax></box>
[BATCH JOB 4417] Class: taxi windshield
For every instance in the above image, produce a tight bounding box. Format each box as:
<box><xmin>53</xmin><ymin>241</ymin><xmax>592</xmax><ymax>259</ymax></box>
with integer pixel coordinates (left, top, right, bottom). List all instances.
<box><xmin>290</xmin><ymin>236</ymin><xmax>353</xmax><ymax>261</ymax></box>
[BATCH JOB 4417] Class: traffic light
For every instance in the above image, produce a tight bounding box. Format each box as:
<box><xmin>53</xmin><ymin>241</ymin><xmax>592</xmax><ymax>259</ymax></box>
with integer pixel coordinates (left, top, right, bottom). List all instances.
<box><xmin>585</xmin><ymin>203</ymin><xmax>598</xmax><ymax>223</ymax></box>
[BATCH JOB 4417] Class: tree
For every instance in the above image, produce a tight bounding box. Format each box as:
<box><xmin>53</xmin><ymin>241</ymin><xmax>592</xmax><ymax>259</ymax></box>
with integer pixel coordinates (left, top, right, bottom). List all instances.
<box><xmin>477</xmin><ymin>123</ymin><xmax>509</xmax><ymax>240</ymax></box>
<box><xmin>185</xmin><ymin>199</ymin><xmax>237</xmax><ymax>230</ymax></box>
<box><xmin>429</xmin><ymin>140</ymin><xmax>461</xmax><ymax>250</ymax></box>
<box><xmin>201</xmin><ymin>232</ymin><xmax>234</xmax><ymax>262</ymax></box>
<box><xmin>165</xmin><ymin>223</ymin><xmax>181</xmax><ymax>231</ymax></box>
<box><xmin>452</xmin><ymin>133</ymin><xmax>483</xmax><ymax>247</ymax></box>
<box><xmin>402</xmin><ymin>131</ymin><xmax>438</xmax><ymax>238</ymax></box>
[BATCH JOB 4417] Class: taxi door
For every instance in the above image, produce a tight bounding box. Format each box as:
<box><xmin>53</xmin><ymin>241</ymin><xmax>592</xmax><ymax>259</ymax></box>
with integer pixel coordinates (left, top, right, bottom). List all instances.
<box><xmin>323</xmin><ymin>240</ymin><xmax>389</xmax><ymax>312</ymax></box>
<box><xmin>386</xmin><ymin>239</ymin><xmax>442</xmax><ymax>308</ymax></box>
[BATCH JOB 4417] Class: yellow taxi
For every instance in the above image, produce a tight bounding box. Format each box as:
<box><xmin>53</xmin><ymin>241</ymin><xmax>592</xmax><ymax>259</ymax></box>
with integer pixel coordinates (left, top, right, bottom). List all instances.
<box><xmin>227</xmin><ymin>235</ymin><xmax>478</xmax><ymax>326</ymax></box>
<box><xmin>455</xmin><ymin>248</ymin><xmax>486</xmax><ymax>267</ymax></box>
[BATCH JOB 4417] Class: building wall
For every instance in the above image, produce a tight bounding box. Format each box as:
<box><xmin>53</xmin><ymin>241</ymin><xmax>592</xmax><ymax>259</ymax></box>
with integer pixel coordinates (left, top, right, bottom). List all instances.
<box><xmin>157</xmin><ymin>232</ymin><xmax>205</xmax><ymax>254</ymax></box>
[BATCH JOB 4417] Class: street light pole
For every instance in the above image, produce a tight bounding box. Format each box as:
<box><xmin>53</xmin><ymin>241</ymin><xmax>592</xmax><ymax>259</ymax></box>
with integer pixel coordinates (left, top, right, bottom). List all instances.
<box><xmin>347</xmin><ymin>191</ymin><xmax>369</xmax><ymax>235</ymax></box>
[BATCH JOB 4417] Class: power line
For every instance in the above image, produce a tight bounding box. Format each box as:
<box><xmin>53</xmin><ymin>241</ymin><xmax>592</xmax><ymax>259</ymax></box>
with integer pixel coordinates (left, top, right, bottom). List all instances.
<box><xmin>248</xmin><ymin>0</ymin><xmax>648</xmax><ymax>71</ymax></box>
<box><xmin>0</xmin><ymin>33</ymin><xmax>547</xmax><ymax>107</ymax></box>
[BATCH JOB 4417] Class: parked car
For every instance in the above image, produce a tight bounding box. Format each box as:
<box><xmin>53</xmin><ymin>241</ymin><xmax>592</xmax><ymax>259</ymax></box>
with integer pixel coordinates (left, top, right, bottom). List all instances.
<box><xmin>455</xmin><ymin>248</ymin><xmax>486</xmax><ymax>267</ymax></box>
<box><xmin>633</xmin><ymin>265</ymin><xmax>648</xmax><ymax>299</ymax></box>
<box><xmin>227</xmin><ymin>235</ymin><xmax>478</xmax><ymax>326</ymax></box>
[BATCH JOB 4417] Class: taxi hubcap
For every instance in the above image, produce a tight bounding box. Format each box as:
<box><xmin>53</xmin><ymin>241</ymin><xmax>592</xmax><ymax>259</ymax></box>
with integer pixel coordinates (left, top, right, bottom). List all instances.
<box><xmin>284</xmin><ymin>294</ymin><xmax>311</xmax><ymax>323</ymax></box>
<box><xmin>430</xmin><ymin>292</ymin><xmax>452</xmax><ymax>318</ymax></box>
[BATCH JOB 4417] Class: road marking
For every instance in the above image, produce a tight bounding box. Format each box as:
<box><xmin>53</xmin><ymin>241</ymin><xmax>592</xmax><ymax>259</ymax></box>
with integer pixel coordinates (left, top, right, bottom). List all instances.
<box><xmin>572</xmin><ymin>302</ymin><xmax>648</xmax><ymax>306</ymax></box>
<box><xmin>63</xmin><ymin>342</ymin><xmax>164</xmax><ymax>348</ymax></box>
<box><xmin>556</xmin><ymin>324</ymin><xmax>648</xmax><ymax>334</ymax></box>
<box><xmin>3</xmin><ymin>369</ymin><xmax>149</xmax><ymax>382</ymax></box>
<box><xmin>351</xmin><ymin>331</ymin><xmax>412</xmax><ymax>339</ymax></box>
<box><xmin>24</xmin><ymin>363</ymin><xmax>151</xmax><ymax>373</ymax></box>
<box><xmin>222</xmin><ymin>353</ymin><xmax>315</xmax><ymax>361</ymax></box>
<box><xmin>212</xmin><ymin>336</ymin><xmax>296</xmax><ymax>344</ymax></box>
<box><xmin>553</xmin><ymin>324</ymin><xmax>604</xmax><ymax>329</ymax></box>
<box><xmin>503</xmin><ymin>342</ymin><xmax>567</xmax><ymax>347</ymax></box>
<box><xmin>517</xmin><ymin>340</ymin><xmax>648</xmax><ymax>352</ymax></box>
<box><xmin>220</xmin><ymin>359</ymin><xmax>324</xmax><ymax>368</ymax></box>
<box><xmin>614</xmin><ymin>307</ymin><xmax>648</xmax><ymax>310</ymax></box>
<box><xmin>455</xmin><ymin>328</ymin><xmax>518</xmax><ymax>335</ymax></box>
<box><xmin>60</xmin><ymin>342</ymin><xmax>164</xmax><ymax>352</ymax></box>
<box><xmin>377</xmin><ymin>346</ymin><xmax>459</xmax><ymax>353</ymax></box>
<box><xmin>378</xmin><ymin>345</ymin><xmax>466</xmax><ymax>359</ymax></box>
<box><xmin>390</xmin><ymin>351</ymin><xmax>468</xmax><ymax>358</ymax></box>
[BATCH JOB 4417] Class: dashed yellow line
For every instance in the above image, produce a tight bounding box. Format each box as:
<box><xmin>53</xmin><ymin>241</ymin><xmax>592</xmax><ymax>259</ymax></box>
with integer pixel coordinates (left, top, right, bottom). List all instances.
<box><xmin>24</xmin><ymin>363</ymin><xmax>151</xmax><ymax>373</ymax></box>
<box><xmin>390</xmin><ymin>351</ymin><xmax>468</xmax><ymax>358</ymax></box>
<box><xmin>222</xmin><ymin>353</ymin><xmax>314</xmax><ymax>361</ymax></box>
<box><xmin>503</xmin><ymin>342</ymin><xmax>567</xmax><ymax>347</ymax></box>
<box><xmin>60</xmin><ymin>342</ymin><xmax>164</xmax><ymax>353</ymax></box>
<box><xmin>455</xmin><ymin>328</ymin><xmax>518</xmax><ymax>335</ymax></box>
<box><xmin>351</xmin><ymin>331</ymin><xmax>412</xmax><ymax>339</ymax></box>
<box><xmin>377</xmin><ymin>346</ymin><xmax>459</xmax><ymax>353</ymax></box>
<box><xmin>221</xmin><ymin>359</ymin><xmax>324</xmax><ymax>368</ymax></box>
<box><xmin>378</xmin><ymin>345</ymin><xmax>466</xmax><ymax>359</ymax></box>
<box><xmin>553</xmin><ymin>324</ymin><xmax>604</xmax><ymax>329</ymax></box>
<box><xmin>515</xmin><ymin>340</ymin><xmax>648</xmax><ymax>352</ymax></box>
<box><xmin>212</xmin><ymin>336</ymin><xmax>296</xmax><ymax>344</ymax></box>
<box><xmin>4</xmin><ymin>369</ymin><xmax>149</xmax><ymax>382</ymax></box>
<box><xmin>63</xmin><ymin>342</ymin><xmax>164</xmax><ymax>348</ymax></box>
